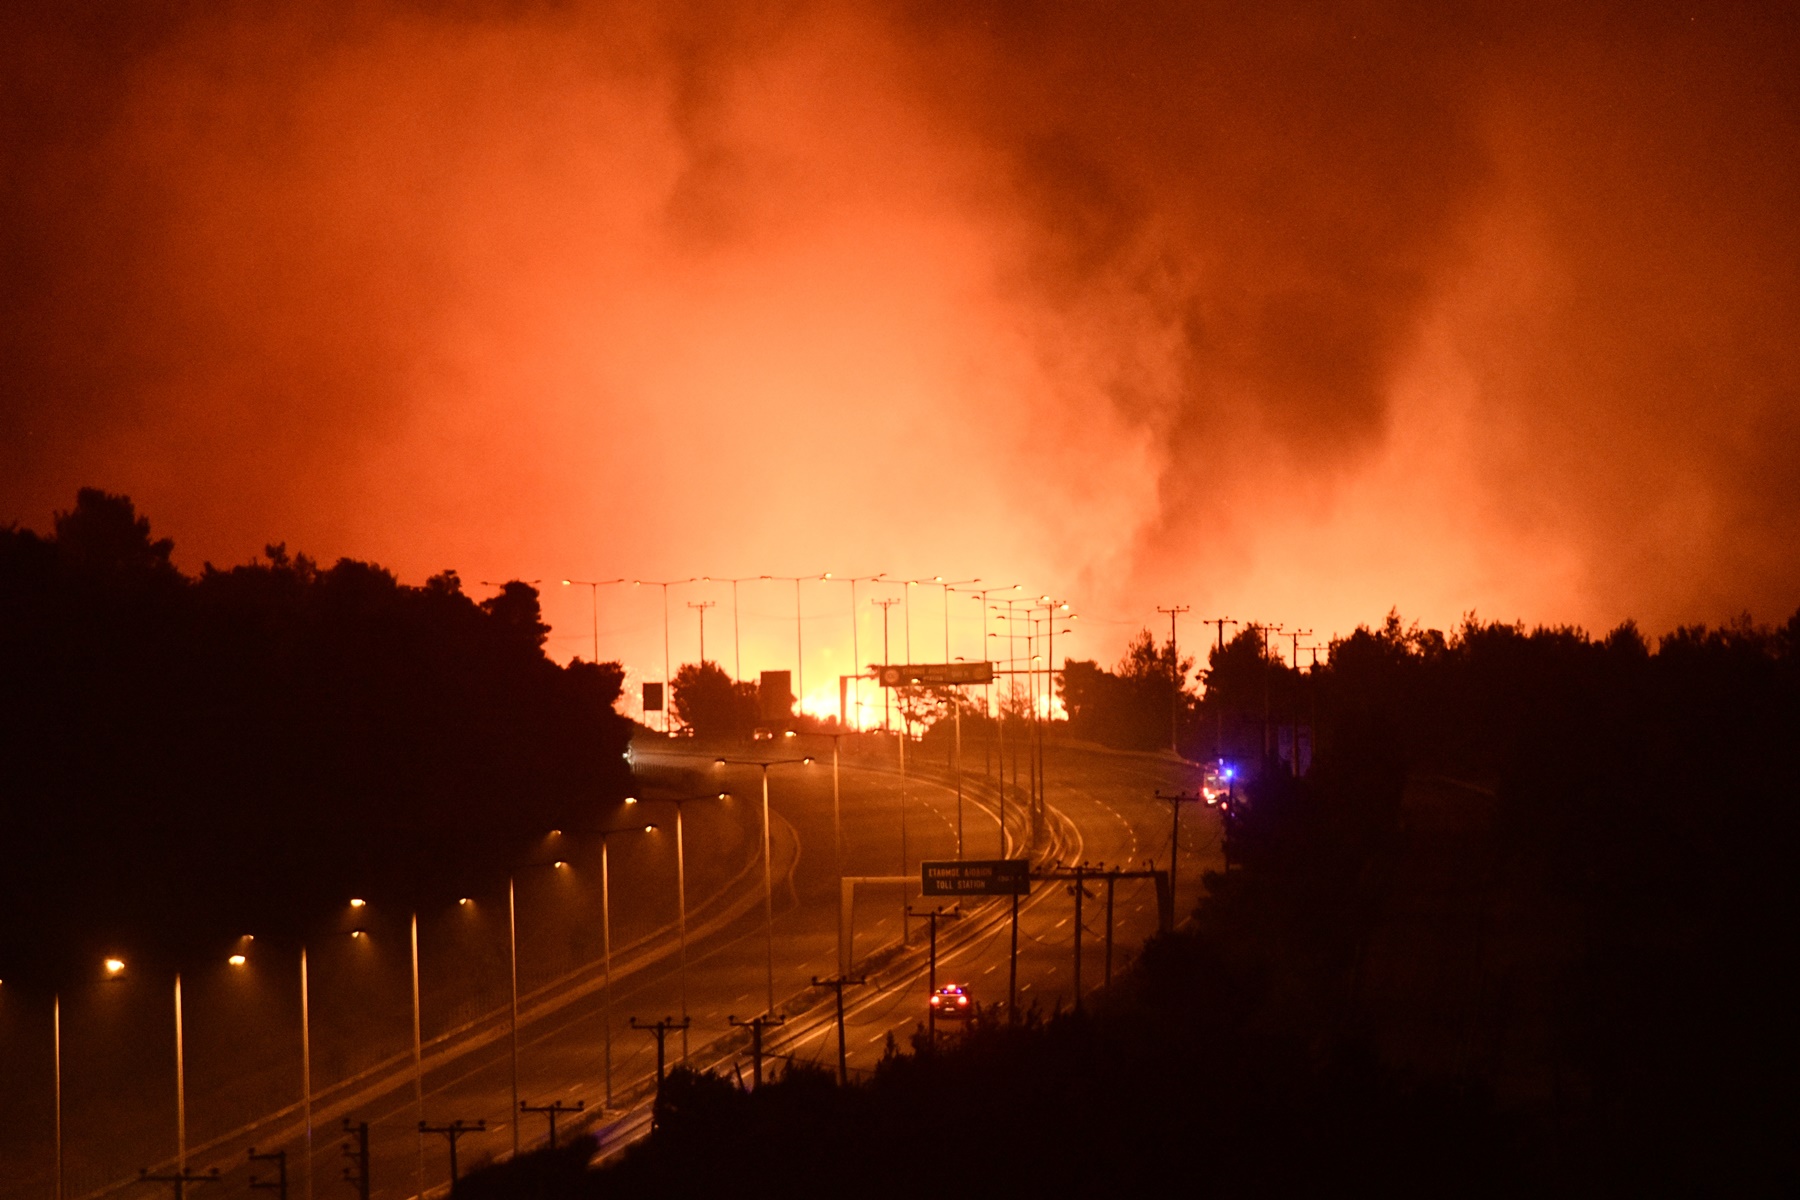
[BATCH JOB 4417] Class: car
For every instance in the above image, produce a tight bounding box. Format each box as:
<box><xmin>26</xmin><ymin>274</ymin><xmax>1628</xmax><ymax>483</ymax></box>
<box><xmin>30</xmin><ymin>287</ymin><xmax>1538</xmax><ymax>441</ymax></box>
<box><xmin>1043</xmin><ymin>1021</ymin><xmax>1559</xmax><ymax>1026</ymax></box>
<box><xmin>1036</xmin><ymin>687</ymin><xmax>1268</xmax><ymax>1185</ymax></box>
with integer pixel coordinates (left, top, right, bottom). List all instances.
<box><xmin>752</xmin><ymin>727</ymin><xmax>775</xmax><ymax>741</ymax></box>
<box><xmin>929</xmin><ymin>983</ymin><xmax>972</xmax><ymax>1020</ymax></box>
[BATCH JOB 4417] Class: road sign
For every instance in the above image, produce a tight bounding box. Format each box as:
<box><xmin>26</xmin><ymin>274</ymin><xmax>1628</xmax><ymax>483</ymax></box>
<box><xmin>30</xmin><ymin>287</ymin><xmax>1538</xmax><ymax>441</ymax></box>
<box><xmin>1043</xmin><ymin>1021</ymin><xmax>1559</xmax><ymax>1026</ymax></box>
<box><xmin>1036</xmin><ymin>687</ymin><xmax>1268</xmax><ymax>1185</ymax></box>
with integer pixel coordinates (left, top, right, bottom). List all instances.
<box><xmin>878</xmin><ymin>662</ymin><xmax>994</xmax><ymax>687</ymax></box>
<box><xmin>921</xmin><ymin>858</ymin><xmax>1031</xmax><ymax>896</ymax></box>
<box><xmin>642</xmin><ymin>682</ymin><xmax>663</xmax><ymax>712</ymax></box>
<box><xmin>759</xmin><ymin>670</ymin><xmax>793</xmax><ymax>720</ymax></box>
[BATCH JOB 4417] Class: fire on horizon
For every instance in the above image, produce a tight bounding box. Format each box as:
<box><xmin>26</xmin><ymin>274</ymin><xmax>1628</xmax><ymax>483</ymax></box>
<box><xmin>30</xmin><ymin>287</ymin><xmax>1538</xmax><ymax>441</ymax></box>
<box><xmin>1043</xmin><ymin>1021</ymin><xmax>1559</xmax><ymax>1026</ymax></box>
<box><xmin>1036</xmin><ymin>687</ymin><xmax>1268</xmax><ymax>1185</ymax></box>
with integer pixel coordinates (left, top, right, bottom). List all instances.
<box><xmin>3</xmin><ymin>1</ymin><xmax>1797</xmax><ymax>682</ymax></box>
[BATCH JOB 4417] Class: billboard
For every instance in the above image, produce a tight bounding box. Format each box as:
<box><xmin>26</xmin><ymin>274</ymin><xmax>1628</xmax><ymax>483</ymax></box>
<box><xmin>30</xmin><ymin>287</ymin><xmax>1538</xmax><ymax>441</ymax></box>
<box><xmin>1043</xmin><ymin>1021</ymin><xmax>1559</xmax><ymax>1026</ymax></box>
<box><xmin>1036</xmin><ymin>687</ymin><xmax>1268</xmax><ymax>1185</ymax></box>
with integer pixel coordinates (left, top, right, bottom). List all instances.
<box><xmin>758</xmin><ymin>670</ymin><xmax>794</xmax><ymax>721</ymax></box>
<box><xmin>642</xmin><ymin>681</ymin><xmax>663</xmax><ymax>712</ymax></box>
<box><xmin>877</xmin><ymin>662</ymin><xmax>995</xmax><ymax>688</ymax></box>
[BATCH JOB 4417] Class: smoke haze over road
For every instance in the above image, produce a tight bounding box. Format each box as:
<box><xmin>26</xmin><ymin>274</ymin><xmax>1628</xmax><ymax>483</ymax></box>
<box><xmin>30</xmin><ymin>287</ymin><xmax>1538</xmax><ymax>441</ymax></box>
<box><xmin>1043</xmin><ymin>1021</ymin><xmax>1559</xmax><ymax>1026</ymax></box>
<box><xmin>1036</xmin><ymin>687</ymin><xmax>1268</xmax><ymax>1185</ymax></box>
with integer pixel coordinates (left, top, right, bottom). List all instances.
<box><xmin>5</xmin><ymin>1</ymin><xmax>1797</xmax><ymax>698</ymax></box>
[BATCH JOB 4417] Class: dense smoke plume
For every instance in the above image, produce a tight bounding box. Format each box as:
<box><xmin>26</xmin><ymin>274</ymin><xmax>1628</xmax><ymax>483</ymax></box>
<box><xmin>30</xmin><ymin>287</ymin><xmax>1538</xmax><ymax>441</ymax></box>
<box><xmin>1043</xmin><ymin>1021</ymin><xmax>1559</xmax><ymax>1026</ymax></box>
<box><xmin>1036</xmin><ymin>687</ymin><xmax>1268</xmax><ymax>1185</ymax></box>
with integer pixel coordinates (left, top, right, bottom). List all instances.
<box><xmin>4</xmin><ymin>1</ymin><xmax>1797</xmax><ymax>698</ymax></box>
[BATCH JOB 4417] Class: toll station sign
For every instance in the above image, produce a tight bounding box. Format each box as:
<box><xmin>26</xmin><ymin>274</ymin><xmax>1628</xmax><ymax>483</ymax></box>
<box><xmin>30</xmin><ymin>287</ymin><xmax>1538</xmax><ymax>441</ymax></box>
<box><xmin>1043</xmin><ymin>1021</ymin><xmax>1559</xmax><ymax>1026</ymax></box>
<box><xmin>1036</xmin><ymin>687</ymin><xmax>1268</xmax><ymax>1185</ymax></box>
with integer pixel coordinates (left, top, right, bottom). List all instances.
<box><xmin>877</xmin><ymin>662</ymin><xmax>995</xmax><ymax>687</ymax></box>
<box><xmin>921</xmin><ymin>859</ymin><xmax>1031</xmax><ymax>897</ymax></box>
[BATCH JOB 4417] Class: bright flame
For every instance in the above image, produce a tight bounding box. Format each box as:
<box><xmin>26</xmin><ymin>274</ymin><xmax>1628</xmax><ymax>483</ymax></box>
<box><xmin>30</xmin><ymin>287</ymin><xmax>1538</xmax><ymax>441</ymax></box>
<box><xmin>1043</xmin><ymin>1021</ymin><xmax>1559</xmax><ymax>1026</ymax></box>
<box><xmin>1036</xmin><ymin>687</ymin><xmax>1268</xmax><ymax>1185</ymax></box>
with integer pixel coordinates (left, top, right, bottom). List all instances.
<box><xmin>349</xmin><ymin>898</ymin><xmax>366</xmax><ymax>908</ymax></box>
<box><xmin>228</xmin><ymin>954</ymin><xmax>247</xmax><ymax>966</ymax></box>
<box><xmin>104</xmin><ymin>958</ymin><xmax>125</xmax><ymax>974</ymax></box>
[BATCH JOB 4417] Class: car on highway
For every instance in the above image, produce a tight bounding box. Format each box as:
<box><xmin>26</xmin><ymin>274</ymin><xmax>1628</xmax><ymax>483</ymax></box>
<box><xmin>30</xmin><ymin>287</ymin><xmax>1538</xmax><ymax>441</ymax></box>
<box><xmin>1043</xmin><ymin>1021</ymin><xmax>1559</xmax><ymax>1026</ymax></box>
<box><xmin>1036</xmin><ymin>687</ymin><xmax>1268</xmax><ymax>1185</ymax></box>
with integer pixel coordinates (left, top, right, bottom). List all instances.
<box><xmin>929</xmin><ymin>982</ymin><xmax>972</xmax><ymax>1020</ymax></box>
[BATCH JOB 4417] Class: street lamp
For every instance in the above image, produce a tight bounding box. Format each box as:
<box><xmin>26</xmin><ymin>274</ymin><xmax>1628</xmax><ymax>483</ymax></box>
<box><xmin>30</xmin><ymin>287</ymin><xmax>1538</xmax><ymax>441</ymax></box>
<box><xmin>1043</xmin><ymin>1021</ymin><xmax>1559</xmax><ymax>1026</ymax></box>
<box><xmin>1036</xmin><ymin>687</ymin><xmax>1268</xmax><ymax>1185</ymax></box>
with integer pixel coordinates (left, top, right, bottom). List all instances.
<box><xmin>758</xmin><ymin>575</ymin><xmax>825</xmax><ymax>717</ymax></box>
<box><xmin>949</xmin><ymin>583</ymin><xmax>1016</xmax><ymax>718</ymax></box>
<box><xmin>639</xmin><ymin>790</ymin><xmax>724</xmax><ymax>1062</ymax></box>
<box><xmin>550</xmin><ymin>818</ymin><xmax>657</xmax><ymax>1106</ymax></box>
<box><xmin>559</xmin><ymin>579</ymin><xmax>625</xmax><ymax>665</ymax></box>
<box><xmin>819</xmin><ymin>573</ymin><xmax>884</xmax><ymax>728</ymax></box>
<box><xmin>713</xmin><ymin>756</ymin><xmax>813</xmax><ymax>1016</ymax></box>
<box><xmin>345</xmin><ymin>899</ymin><xmax>426</xmax><ymax>1197</ymax></box>
<box><xmin>633</xmin><ymin>579</ymin><xmax>697</xmax><ymax>733</ymax></box>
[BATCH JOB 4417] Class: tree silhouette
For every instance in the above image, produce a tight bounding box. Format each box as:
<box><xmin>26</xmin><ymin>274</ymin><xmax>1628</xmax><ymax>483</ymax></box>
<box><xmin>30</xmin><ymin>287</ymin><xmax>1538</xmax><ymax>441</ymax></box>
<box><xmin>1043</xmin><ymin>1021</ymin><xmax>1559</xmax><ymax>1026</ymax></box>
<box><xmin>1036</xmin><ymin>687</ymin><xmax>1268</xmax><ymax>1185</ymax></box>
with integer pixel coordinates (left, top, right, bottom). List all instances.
<box><xmin>671</xmin><ymin>660</ymin><xmax>759</xmax><ymax>737</ymax></box>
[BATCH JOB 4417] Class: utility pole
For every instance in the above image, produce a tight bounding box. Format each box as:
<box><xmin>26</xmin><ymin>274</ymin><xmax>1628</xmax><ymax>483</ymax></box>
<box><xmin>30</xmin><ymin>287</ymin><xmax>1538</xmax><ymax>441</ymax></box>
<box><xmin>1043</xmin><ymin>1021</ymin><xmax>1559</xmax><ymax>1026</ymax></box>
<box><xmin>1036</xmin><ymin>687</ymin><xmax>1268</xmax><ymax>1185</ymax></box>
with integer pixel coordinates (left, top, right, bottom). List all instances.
<box><xmin>247</xmin><ymin>1148</ymin><xmax>286</xmax><ymax>1200</ymax></box>
<box><xmin>1068</xmin><ymin>865</ymin><xmax>1090</xmax><ymax>1011</ymax></box>
<box><xmin>1246</xmin><ymin>623</ymin><xmax>1283</xmax><ymax>756</ymax></box>
<box><xmin>906</xmin><ymin>905</ymin><xmax>959</xmax><ymax>1044</ymax></box>
<box><xmin>688</xmin><ymin>600</ymin><xmax>716</xmax><ymax>664</ymax></box>
<box><xmin>136</xmin><ymin>1169</ymin><xmax>218</xmax><ymax>1200</ymax></box>
<box><xmin>417</xmin><ymin>1120</ymin><xmax>485</xmax><ymax>1189</ymax></box>
<box><xmin>1103</xmin><ymin>868</ymin><xmax>1118</xmax><ymax>986</ymax></box>
<box><xmin>1157</xmin><ymin>605</ymin><xmax>1191</xmax><ymax>754</ymax></box>
<box><xmin>727</xmin><ymin>1013</ymin><xmax>787</xmax><ymax>1087</ymax></box>
<box><xmin>1008</xmin><ymin>890</ymin><xmax>1021</xmax><ymax>1018</ymax></box>
<box><xmin>629</xmin><ymin>1017</ymin><xmax>689</xmax><ymax>1089</ymax></box>
<box><xmin>872</xmin><ymin>597</ymin><xmax>901</xmax><ymax>731</ymax></box>
<box><xmin>519</xmin><ymin>1100</ymin><xmax>584</xmax><ymax>1150</ymax></box>
<box><xmin>811</xmin><ymin>975</ymin><xmax>868</xmax><ymax>1085</ymax></box>
<box><xmin>1286</xmin><ymin>629</ymin><xmax>1312</xmax><ymax>776</ymax></box>
<box><xmin>1154</xmin><ymin>790</ymin><xmax>1205</xmax><ymax>930</ymax></box>
<box><xmin>1202</xmin><ymin>617</ymin><xmax>1236</xmax><ymax>758</ymax></box>
<box><xmin>339</xmin><ymin>1121</ymin><xmax>369</xmax><ymax>1200</ymax></box>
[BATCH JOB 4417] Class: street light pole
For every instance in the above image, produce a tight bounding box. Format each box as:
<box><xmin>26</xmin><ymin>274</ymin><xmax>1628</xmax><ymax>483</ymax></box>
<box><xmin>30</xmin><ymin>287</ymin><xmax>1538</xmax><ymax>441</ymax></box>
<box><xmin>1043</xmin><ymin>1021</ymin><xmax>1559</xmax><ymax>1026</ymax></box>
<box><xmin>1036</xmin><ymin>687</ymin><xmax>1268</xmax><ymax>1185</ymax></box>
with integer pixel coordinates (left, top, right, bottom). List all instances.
<box><xmin>715</xmin><ymin>757</ymin><xmax>812</xmax><ymax>1016</ymax></box>
<box><xmin>580</xmin><ymin>817</ymin><xmax>657</xmax><ymax>1098</ymax></box>
<box><xmin>634</xmin><ymin>579</ymin><xmax>696</xmax><ymax>734</ymax></box>
<box><xmin>759</xmin><ymin>576</ymin><xmax>821</xmax><ymax>717</ymax></box>
<box><xmin>174</xmin><ymin>974</ymin><xmax>185</xmax><ymax>1175</ymax></box>
<box><xmin>411</xmin><ymin>913</ymin><xmax>423</xmax><ymax>1200</ymax></box>
<box><xmin>823</xmin><ymin>574</ymin><xmax>883</xmax><ymax>728</ymax></box>
<box><xmin>559</xmin><ymin>579</ymin><xmax>624</xmax><ymax>664</ymax></box>
<box><xmin>299</xmin><ymin>949</ymin><xmax>311</xmax><ymax>1200</ymax></box>
<box><xmin>507</xmin><ymin>878</ymin><xmax>519</xmax><ymax>1158</ymax></box>
<box><xmin>872</xmin><ymin>598</ymin><xmax>900</xmax><ymax>731</ymax></box>
<box><xmin>54</xmin><ymin>992</ymin><xmax>62</xmax><ymax>1200</ymax></box>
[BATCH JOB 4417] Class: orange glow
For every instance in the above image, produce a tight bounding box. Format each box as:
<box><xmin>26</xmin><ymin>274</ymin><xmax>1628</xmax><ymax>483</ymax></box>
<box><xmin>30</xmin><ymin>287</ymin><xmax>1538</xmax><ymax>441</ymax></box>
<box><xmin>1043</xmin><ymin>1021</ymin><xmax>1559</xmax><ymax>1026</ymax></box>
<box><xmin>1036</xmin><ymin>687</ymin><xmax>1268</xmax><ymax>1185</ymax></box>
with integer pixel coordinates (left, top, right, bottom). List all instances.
<box><xmin>3</xmin><ymin>3</ymin><xmax>1796</xmax><ymax>670</ymax></box>
<box><xmin>104</xmin><ymin>958</ymin><xmax>125</xmax><ymax>975</ymax></box>
<box><xmin>228</xmin><ymin>954</ymin><xmax>247</xmax><ymax>966</ymax></box>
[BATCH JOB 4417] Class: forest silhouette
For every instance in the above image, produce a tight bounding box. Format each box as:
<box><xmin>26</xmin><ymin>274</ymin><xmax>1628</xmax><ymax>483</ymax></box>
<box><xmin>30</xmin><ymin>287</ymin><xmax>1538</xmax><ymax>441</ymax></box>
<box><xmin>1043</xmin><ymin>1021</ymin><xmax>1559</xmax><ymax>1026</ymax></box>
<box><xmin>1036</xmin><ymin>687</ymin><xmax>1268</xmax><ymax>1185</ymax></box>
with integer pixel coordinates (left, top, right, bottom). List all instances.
<box><xmin>466</xmin><ymin>609</ymin><xmax>1795</xmax><ymax>1193</ymax></box>
<box><xmin>0</xmin><ymin>489</ymin><xmax>634</xmax><ymax>987</ymax></box>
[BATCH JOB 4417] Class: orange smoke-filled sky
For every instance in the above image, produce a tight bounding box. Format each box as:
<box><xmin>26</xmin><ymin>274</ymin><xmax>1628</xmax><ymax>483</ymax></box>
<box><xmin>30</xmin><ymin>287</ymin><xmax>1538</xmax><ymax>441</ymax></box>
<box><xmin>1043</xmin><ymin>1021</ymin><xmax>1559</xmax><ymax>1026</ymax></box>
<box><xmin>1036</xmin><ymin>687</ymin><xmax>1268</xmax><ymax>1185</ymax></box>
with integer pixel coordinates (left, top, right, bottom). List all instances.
<box><xmin>4</xmin><ymin>1</ymin><xmax>1798</xmax><ymax>710</ymax></box>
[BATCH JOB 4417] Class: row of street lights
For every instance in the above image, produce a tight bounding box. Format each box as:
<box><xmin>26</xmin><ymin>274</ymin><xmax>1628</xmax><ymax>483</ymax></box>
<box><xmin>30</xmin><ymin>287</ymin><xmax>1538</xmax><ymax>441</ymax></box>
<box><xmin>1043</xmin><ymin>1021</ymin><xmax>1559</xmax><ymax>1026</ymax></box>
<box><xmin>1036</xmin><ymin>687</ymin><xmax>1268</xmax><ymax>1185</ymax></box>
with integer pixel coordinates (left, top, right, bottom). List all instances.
<box><xmin>18</xmin><ymin>739</ymin><xmax>987</xmax><ymax>1199</ymax></box>
<box><xmin>557</xmin><ymin>576</ymin><xmax>1042</xmax><ymax>728</ymax></box>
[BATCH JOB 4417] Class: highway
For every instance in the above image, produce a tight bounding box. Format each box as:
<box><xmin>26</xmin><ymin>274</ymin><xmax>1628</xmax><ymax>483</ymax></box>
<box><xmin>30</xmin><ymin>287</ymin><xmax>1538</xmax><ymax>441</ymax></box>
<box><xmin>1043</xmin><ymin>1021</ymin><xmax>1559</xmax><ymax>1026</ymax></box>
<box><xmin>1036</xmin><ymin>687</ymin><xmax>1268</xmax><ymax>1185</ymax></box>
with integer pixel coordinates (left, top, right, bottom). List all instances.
<box><xmin>15</xmin><ymin>734</ymin><xmax>1217</xmax><ymax>1200</ymax></box>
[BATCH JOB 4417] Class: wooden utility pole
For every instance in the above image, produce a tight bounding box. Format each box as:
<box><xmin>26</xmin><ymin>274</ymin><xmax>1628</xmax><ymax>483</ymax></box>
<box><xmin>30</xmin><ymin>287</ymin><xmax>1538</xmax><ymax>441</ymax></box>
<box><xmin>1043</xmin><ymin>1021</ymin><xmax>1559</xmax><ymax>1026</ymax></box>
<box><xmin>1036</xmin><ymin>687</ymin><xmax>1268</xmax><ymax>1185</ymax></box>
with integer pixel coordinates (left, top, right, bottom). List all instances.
<box><xmin>339</xmin><ymin>1121</ymin><xmax>369</xmax><ymax>1200</ymax></box>
<box><xmin>417</xmin><ymin>1120</ymin><xmax>485</xmax><ymax>1188</ymax></box>
<box><xmin>811</xmin><ymin>975</ymin><xmax>868</xmax><ymax>1084</ymax></box>
<box><xmin>1286</xmin><ymin>628</ymin><xmax>1312</xmax><ymax>776</ymax></box>
<box><xmin>629</xmin><ymin>1017</ymin><xmax>689</xmax><ymax>1090</ymax></box>
<box><xmin>687</xmin><ymin>600</ymin><xmax>716</xmax><ymax>664</ymax></box>
<box><xmin>1201</xmin><ymin>617</ymin><xmax>1236</xmax><ymax>758</ymax></box>
<box><xmin>519</xmin><ymin>1099</ymin><xmax>585</xmax><ymax>1149</ymax></box>
<box><xmin>137</xmin><ymin>1169</ymin><xmax>218</xmax><ymax>1200</ymax></box>
<box><xmin>728</xmin><ymin>1014</ymin><xmax>787</xmax><ymax>1088</ymax></box>
<box><xmin>1156</xmin><ymin>606</ymin><xmax>1191</xmax><ymax>753</ymax></box>
<box><xmin>247</xmin><ymin>1148</ymin><xmax>286</xmax><ymax>1200</ymax></box>
<box><xmin>906</xmin><ymin>905</ymin><xmax>959</xmax><ymax>1043</ymax></box>
<box><xmin>1155</xmin><ymin>790</ymin><xmax>1206</xmax><ymax>924</ymax></box>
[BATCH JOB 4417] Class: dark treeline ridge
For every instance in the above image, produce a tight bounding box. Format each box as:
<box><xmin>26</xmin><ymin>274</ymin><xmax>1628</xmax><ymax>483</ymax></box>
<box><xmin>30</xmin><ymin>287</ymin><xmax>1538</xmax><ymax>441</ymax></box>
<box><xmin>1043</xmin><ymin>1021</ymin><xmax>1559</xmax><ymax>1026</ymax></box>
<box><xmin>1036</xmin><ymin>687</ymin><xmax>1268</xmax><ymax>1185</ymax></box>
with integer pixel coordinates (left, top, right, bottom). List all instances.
<box><xmin>0</xmin><ymin>490</ymin><xmax>634</xmax><ymax>986</ymax></box>
<box><xmin>463</xmin><ymin>608</ymin><xmax>1795</xmax><ymax>1194</ymax></box>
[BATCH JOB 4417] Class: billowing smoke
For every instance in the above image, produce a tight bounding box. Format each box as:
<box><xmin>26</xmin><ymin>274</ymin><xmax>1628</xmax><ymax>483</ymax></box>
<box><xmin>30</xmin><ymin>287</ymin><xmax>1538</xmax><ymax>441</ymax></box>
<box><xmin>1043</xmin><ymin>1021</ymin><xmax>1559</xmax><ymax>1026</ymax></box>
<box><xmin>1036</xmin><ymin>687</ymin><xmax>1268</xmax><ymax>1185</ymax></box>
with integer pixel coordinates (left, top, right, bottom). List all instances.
<box><xmin>4</xmin><ymin>1</ymin><xmax>1797</xmax><ymax>698</ymax></box>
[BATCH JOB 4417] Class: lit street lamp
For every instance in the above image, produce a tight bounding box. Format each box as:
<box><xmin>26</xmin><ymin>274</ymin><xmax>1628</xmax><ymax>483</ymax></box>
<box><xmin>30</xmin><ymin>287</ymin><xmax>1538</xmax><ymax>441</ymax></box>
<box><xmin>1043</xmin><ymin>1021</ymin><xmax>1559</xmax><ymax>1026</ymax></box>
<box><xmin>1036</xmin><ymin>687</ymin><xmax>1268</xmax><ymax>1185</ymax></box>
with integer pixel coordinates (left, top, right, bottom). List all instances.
<box><xmin>713</xmin><ymin>756</ymin><xmax>813</xmax><ymax>1016</ymax></box>
<box><xmin>639</xmin><ymin>791</ymin><xmax>724</xmax><ymax>1062</ymax></box>
<box><xmin>758</xmin><ymin>575</ymin><xmax>825</xmax><ymax>716</ymax></box>
<box><xmin>633</xmin><ymin>579</ymin><xmax>697</xmax><ymax>733</ymax></box>
<box><xmin>557</xmin><ymin>815</ymin><xmax>658</xmax><ymax>1102</ymax></box>
<box><xmin>819</xmin><ymin>573</ymin><xmax>884</xmax><ymax>728</ymax></box>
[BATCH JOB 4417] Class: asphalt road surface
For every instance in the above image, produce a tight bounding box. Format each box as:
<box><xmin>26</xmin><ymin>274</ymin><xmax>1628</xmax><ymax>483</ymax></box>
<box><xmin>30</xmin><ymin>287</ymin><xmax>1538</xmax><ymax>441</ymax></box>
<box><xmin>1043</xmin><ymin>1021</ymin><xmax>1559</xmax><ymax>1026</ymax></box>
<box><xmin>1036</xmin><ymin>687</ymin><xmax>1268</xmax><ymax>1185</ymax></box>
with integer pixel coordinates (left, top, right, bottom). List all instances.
<box><xmin>2</xmin><ymin>733</ymin><xmax>1217</xmax><ymax>1200</ymax></box>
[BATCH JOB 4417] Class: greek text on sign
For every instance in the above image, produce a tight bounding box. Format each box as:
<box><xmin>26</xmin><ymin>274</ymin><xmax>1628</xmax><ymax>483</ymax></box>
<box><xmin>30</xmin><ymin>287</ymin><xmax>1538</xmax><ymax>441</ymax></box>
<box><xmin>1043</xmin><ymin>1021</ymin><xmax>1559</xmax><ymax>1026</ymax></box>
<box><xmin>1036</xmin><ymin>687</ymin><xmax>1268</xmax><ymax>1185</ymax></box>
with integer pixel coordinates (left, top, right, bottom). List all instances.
<box><xmin>921</xmin><ymin>859</ymin><xmax>1031</xmax><ymax>896</ymax></box>
<box><xmin>877</xmin><ymin>662</ymin><xmax>995</xmax><ymax>688</ymax></box>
